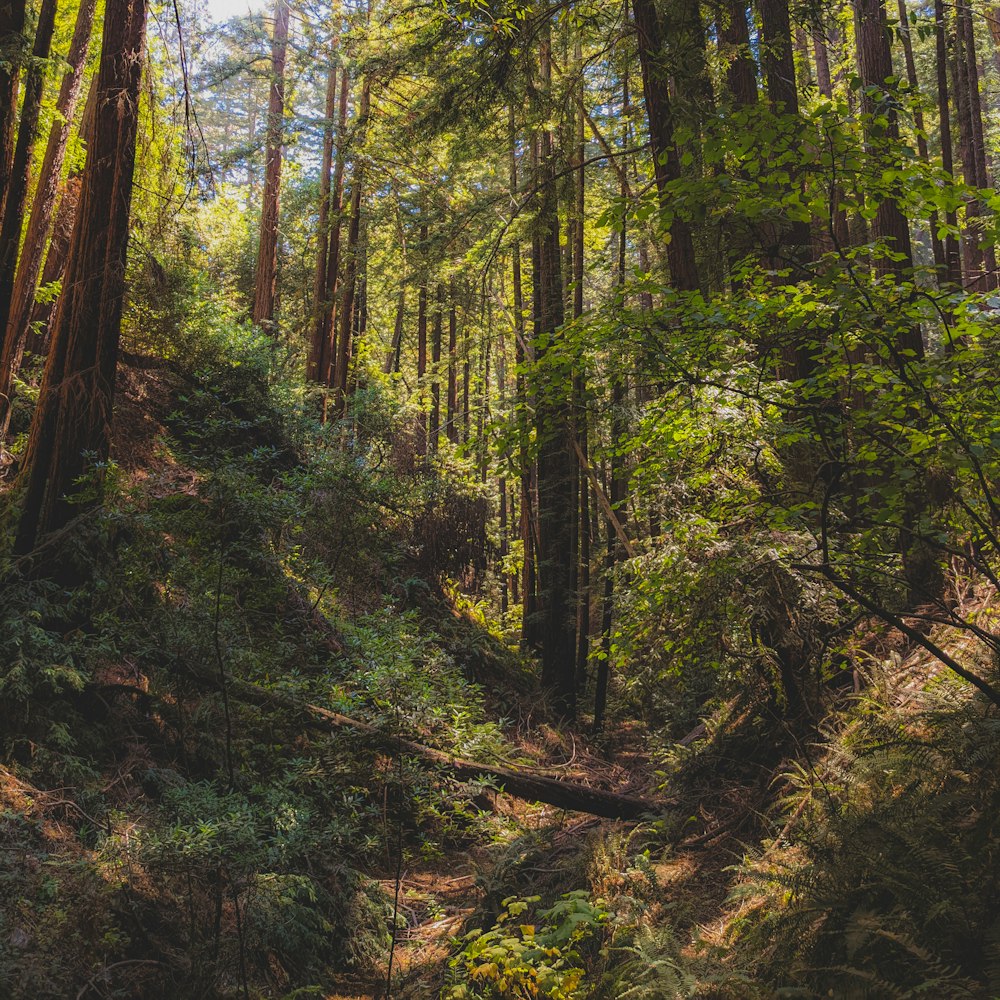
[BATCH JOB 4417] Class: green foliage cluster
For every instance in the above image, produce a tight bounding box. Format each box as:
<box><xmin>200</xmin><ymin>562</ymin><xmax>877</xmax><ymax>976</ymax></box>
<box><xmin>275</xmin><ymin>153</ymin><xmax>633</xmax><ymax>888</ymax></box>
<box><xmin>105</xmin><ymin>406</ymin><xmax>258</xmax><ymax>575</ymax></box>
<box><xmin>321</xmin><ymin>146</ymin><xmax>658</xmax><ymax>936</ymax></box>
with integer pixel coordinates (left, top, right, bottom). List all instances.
<box><xmin>729</xmin><ymin>670</ymin><xmax>1000</xmax><ymax>997</ymax></box>
<box><xmin>0</xmin><ymin>297</ymin><xmax>524</xmax><ymax>997</ymax></box>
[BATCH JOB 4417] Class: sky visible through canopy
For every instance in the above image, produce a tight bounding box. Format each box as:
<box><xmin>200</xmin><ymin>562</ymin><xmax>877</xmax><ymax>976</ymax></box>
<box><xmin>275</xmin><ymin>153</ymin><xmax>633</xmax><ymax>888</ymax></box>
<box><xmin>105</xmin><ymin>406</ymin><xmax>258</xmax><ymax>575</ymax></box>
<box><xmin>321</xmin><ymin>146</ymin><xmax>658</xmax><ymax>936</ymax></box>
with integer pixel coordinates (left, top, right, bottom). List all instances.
<box><xmin>204</xmin><ymin>0</ymin><xmax>264</xmax><ymax>21</ymax></box>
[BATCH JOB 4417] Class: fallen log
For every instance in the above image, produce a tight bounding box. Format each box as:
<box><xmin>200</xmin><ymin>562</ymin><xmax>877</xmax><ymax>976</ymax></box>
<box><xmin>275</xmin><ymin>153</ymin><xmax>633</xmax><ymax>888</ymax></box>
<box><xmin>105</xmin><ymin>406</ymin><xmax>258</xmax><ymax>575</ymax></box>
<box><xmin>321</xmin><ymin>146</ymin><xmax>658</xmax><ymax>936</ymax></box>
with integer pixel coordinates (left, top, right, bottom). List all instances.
<box><xmin>228</xmin><ymin>678</ymin><xmax>665</xmax><ymax>821</ymax></box>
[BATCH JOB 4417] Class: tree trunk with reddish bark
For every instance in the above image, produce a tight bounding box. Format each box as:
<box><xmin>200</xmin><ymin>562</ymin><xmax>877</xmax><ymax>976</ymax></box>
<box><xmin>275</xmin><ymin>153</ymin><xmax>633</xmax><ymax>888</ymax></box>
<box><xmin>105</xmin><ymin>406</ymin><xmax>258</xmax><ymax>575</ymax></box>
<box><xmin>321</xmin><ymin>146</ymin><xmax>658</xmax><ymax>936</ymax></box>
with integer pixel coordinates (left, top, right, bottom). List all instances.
<box><xmin>307</xmin><ymin>60</ymin><xmax>339</xmax><ymax>382</ymax></box>
<box><xmin>632</xmin><ymin>0</ymin><xmax>701</xmax><ymax>292</ymax></box>
<box><xmin>0</xmin><ymin>0</ymin><xmax>97</xmax><ymax>433</ymax></box>
<box><xmin>15</xmin><ymin>0</ymin><xmax>148</xmax><ymax>554</ymax></box>
<box><xmin>252</xmin><ymin>0</ymin><xmax>290</xmax><ymax>329</ymax></box>
<box><xmin>331</xmin><ymin>77</ymin><xmax>370</xmax><ymax>416</ymax></box>
<box><xmin>0</xmin><ymin>0</ymin><xmax>27</xmax><ymax>225</ymax></box>
<box><xmin>0</xmin><ymin>0</ymin><xmax>58</xmax><ymax>368</ymax></box>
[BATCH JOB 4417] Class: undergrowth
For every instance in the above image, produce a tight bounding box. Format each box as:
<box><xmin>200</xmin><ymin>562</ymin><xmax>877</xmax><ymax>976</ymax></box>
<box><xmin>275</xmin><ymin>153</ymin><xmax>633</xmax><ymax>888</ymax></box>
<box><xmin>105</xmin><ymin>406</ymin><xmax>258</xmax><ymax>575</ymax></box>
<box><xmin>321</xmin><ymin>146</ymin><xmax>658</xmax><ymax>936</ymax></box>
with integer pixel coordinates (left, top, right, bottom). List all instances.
<box><xmin>0</xmin><ymin>304</ymin><xmax>525</xmax><ymax>999</ymax></box>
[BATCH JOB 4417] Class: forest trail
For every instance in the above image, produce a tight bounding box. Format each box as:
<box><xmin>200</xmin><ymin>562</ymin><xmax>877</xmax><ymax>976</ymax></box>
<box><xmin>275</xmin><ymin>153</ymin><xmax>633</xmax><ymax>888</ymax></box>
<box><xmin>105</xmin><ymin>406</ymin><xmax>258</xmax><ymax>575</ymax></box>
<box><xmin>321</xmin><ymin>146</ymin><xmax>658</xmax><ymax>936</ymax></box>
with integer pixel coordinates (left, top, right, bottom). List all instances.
<box><xmin>324</xmin><ymin>722</ymin><xmax>664</xmax><ymax>998</ymax></box>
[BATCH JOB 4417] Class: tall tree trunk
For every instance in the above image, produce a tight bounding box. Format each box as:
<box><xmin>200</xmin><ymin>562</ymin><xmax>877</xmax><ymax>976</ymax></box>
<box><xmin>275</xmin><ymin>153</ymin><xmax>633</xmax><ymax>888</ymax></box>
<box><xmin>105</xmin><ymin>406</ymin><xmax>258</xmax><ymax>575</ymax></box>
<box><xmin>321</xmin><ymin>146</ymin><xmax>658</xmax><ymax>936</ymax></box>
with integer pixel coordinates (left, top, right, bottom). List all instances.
<box><xmin>895</xmin><ymin>0</ymin><xmax>945</xmax><ymax>274</ymax></box>
<box><xmin>595</xmin><ymin>184</ymin><xmax>631</xmax><ymax>732</ymax></box>
<box><xmin>755</xmin><ymin>0</ymin><xmax>820</xmax><ymax>385</ymax></box>
<box><xmin>0</xmin><ymin>0</ymin><xmax>58</xmax><ymax>374</ymax></box>
<box><xmin>533</xmin><ymin>20</ymin><xmax>576</xmax><ymax>719</ymax></box>
<box><xmin>21</xmin><ymin>80</ymin><xmax>98</xmax><ymax>361</ymax></box>
<box><xmin>252</xmin><ymin>0</ymin><xmax>290</xmax><ymax>329</ymax></box>
<box><xmin>332</xmin><ymin>77</ymin><xmax>370</xmax><ymax>416</ymax></box>
<box><xmin>386</xmin><ymin>285</ymin><xmax>406</xmax><ymax>375</ymax></box>
<box><xmin>25</xmin><ymin>176</ymin><xmax>80</xmax><ymax>357</ymax></box>
<box><xmin>307</xmin><ymin>58</ymin><xmax>339</xmax><ymax>382</ymax></box>
<box><xmin>632</xmin><ymin>0</ymin><xmax>701</xmax><ymax>292</ymax></box>
<box><xmin>813</xmin><ymin>30</ymin><xmax>833</xmax><ymax>98</ymax></box>
<box><xmin>0</xmin><ymin>0</ymin><xmax>27</xmax><ymax>226</ymax></box>
<box><xmin>446</xmin><ymin>282</ymin><xmax>458</xmax><ymax>443</ymax></box>
<box><xmin>758</xmin><ymin>0</ymin><xmax>813</xmax><ymax>275</ymax></box>
<box><xmin>15</xmin><ymin>0</ymin><xmax>147</xmax><ymax>554</ymax></box>
<box><xmin>430</xmin><ymin>282</ymin><xmax>442</xmax><ymax>453</ymax></box>
<box><xmin>853</xmin><ymin>0</ymin><xmax>918</xmax><ymax>332</ymax></box>
<box><xmin>318</xmin><ymin>66</ymin><xmax>350</xmax><ymax>389</ymax></box>
<box><xmin>511</xmin><ymin>111</ymin><xmax>537</xmax><ymax>650</ymax></box>
<box><xmin>572</xmin><ymin>62</ymin><xmax>591</xmax><ymax>691</ymax></box>
<box><xmin>0</xmin><ymin>0</ymin><xmax>96</xmax><ymax>436</ymax></box>
<box><xmin>462</xmin><ymin>315</ymin><xmax>471</xmax><ymax>444</ymax></box>
<box><xmin>954</xmin><ymin>0</ymin><xmax>995</xmax><ymax>290</ymax></box>
<box><xmin>721</xmin><ymin>0</ymin><xmax>759</xmax><ymax>107</ymax></box>
<box><xmin>416</xmin><ymin>222</ymin><xmax>428</xmax><ymax>455</ymax></box>
<box><xmin>935</xmin><ymin>0</ymin><xmax>962</xmax><ymax>286</ymax></box>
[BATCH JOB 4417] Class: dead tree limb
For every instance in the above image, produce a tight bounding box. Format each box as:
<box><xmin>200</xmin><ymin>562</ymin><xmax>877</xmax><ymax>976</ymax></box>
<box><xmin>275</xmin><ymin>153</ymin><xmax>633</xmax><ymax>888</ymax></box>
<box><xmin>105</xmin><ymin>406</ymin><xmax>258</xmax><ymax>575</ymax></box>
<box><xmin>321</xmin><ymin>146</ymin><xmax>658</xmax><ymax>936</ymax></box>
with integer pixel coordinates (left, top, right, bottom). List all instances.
<box><xmin>228</xmin><ymin>677</ymin><xmax>664</xmax><ymax>820</ymax></box>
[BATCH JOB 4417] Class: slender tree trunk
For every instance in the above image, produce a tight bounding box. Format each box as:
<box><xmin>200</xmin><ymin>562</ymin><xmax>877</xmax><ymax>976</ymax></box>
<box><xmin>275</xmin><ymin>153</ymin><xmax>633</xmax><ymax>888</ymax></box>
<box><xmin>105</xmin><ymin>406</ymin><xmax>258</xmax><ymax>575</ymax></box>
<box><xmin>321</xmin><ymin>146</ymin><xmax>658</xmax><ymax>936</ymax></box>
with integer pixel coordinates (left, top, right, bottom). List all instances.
<box><xmin>813</xmin><ymin>30</ymin><xmax>833</xmax><ymax>98</ymax></box>
<box><xmin>853</xmin><ymin>0</ymin><xmax>918</xmax><ymax>336</ymax></box>
<box><xmin>632</xmin><ymin>0</ymin><xmax>701</xmax><ymax>292</ymax></box>
<box><xmin>252</xmin><ymin>0</ymin><xmax>289</xmax><ymax>328</ymax></box>
<box><xmin>307</xmin><ymin>59</ymin><xmax>339</xmax><ymax>381</ymax></box>
<box><xmin>0</xmin><ymin>0</ymin><xmax>27</xmax><ymax>226</ymax></box>
<box><xmin>935</xmin><ymin>0</ymin><xmax>962</xmax><ymax>286</ymax></box>
<box><xmin>721</xmin><ymin>0</ymin><xmax>759</xmax><ymax>106</ymax></box>
<box><xmin>572</xmin><ymin>66</ymin><xmax>591</xmax><ymax>691</ymax></box>
<box><xmin>318</xmin><ymin>66</ymin><xmax>350</xmax><ymax>389</ymax></box>
<box><xmin>533</xmin><ymin>20</ymin><xmax>576</xmax><ymax>718</ymax></box>
<box><xmin>0</xmin><ymin>0</ymin><xmax>97</xmax><ymax>433</ymax></box>
<box><xmin>332</xmin><ymin>77</ymin><xmax>370</xmax><ymax>416</ymax></box>
<box><xmin>416</xmin><ymin>222</ymin><xmax>428</xmax><ymax>455</ymax></box>
<box><xmin>953</xmin><ymin>0</ymin><xmax>995</xmax><ymax>290</ymax></box>
<box><xmin>446</xmin><ymin>282</ymin><xmax>458</xmax><ymax>443</ymax></box>
<box><xmin>511</xmin><ymin>112</ymin><xmax>537</xmax><ymax>650</ymax></box>
<box><xmin>25</xmin><ymin>175</ymin><xmax>83</xmax><ymax>357</ymax></box>
<box><xmin>429</xmin><ymin>282</ymin><xmax>443</xmax><ymax>453</ymax></box>
<box><xmin>896</xmin><ymin>0</ymin><xmax>946</xmax><ymax>275</ymax></box>
<box><xmin>596</xmin><ymin>205</ymin><xmax>630</xmax><ymax>732</ymax></box>
<box><xmin>386</xmin><ymin>286</ymin><xmax>406</xmax><ymax>375</ymax></box>
<box><xmin>462</xmin><ymin>317</ymin><xmax>471</xmax><ymax>444</ymax></box>
<box><xmin>15</xmin><ymin>0</ymin><xmax>148</xmax><ymax>554</ymax></box>
<box><xmin>0</xmin><ymin>0</ymin><xmax>58</xmax><ymax>375</ymax></box>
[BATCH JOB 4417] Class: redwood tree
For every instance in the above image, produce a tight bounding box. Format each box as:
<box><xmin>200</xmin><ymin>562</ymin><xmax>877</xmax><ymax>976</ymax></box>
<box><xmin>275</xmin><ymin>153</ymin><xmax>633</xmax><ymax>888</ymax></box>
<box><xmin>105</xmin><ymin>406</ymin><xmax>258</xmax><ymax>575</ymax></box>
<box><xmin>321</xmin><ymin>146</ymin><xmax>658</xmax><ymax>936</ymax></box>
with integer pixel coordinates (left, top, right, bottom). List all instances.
<box><xmin>632</xmin><ymin>0</ymin><xmax>701</xmax><ymax>292</ymax></box>
<box><xmin>16</xmin><ymin>0</ymin><xmax>148</xmax><ymax>554</ymax></box>
<box><xmin>0</xmin><ymin>0</ymin><xmax>58</xmax><ymax>366</ymax></box>
<box><xmin>252</xmin><ymin>0</ymin><xmax>290</xmax><ymax>328</ymax></box>
<box><xmin>0</xmin><ymin>0</ymin><xmax>97</xmax><ymax>433</ymax></box>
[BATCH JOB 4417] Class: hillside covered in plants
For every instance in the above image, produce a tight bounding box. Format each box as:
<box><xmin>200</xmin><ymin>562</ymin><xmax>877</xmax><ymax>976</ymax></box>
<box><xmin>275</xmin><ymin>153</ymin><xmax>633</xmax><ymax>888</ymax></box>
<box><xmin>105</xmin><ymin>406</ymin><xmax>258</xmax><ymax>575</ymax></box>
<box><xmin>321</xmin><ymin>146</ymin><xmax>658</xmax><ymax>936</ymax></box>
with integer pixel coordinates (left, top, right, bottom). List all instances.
<box><xmin>3</xmin><ymin>0</ymin><xmax>1000</xmax><ymax>996</ymax></box>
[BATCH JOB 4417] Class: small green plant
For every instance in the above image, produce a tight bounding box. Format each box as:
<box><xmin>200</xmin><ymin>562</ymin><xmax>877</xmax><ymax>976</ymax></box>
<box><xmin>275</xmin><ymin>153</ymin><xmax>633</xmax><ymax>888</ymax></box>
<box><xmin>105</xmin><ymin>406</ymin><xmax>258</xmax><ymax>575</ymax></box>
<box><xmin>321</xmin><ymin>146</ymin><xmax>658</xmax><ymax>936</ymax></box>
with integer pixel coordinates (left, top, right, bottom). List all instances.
<box><xmin>446</xmin><ymin>891</ymin><xmax>610</xmax><ymax>999</ymax></box>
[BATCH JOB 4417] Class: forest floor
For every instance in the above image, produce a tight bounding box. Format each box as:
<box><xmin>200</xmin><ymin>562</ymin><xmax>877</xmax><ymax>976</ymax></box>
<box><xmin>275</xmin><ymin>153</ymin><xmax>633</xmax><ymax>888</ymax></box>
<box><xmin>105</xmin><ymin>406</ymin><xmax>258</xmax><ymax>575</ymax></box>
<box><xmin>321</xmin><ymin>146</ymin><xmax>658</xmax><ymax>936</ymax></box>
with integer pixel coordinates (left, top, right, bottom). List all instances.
<box><xmin>326</xmin><ymin>714</ymin><xmax>763</xmax><ymax>998</ymax></box>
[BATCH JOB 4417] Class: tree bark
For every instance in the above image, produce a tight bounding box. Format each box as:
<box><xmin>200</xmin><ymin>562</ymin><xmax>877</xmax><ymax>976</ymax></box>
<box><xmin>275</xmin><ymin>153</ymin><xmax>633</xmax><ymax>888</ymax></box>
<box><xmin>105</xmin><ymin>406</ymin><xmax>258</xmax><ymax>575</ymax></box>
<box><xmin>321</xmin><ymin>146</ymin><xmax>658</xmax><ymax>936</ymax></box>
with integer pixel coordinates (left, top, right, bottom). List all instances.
<box><xmin>632</xmin><ymin>0</ymin><xmax>701</xmax><ymax>292</ymax></box>
<box><xmin>15</xmin><ymin>0</ymin><xmax>148</xmax><ymax>554</ymax></box>
<box><xmin>953</xmin><ymin>0</ymin><xmax>995</xmax><ymax>290</ymax></box>
<box><xmin>854</xmin><ymin>0</ymin><xmax>918</xmax><ymax>322</ymax></box>
<box><xmin>0</xmin><ymin>0</ymin><xmax>97</xmax><ymax>433</ymax></box>
<box><xmin>252</xmin><ymin>0</ymin><xmax>290</xmax><ymax>329</ymax></box>
<box><xmin>446</xmin><ymin>282</ymin><xmax>458</xmax><ymax>443</ymax></box>
<box><xmin>307</xmin><ymin>58</ymin><xmax>339</xmax><ymax>382</ymax></box>
<box><xmin>720</xmin><ymin>0</ymin><xmax>759</xmax><ymax>107</ymax></box>
<box><xmin>331</xmin><ymin>77</ymin><xmax>369</xmax><ymax>416</ymax></box>
<box><xmin>0</xmin><ymin>0</ymin><xmax>58</xmax><ymax>374</ymax></box>
<box><xmin>429</xmin><ymin>282</ymin><xmax>443</xmax><ymax>452</ymax></box>
<box><xmin>572</xmin><ymin>71</ymin><xmax>590</xmax><ymax>691</ymax></box>
<box><xmin>533</xmin><ymin>21</ymin><xmax>576</xmax><ymax>719</ymax></box>
<box><xmin>0</xmin><ymin>0</ymin><xmax>27</xmax><ymax>226</ymax></box>
<box><xmin>317</xmin><ymin>66</ymin><xmax>351</xmax><ymax>389</ymax></box>
<box><xmin>935</xmin><ymin>0</ymin><xmax>962</xmax><ymax>286</ymax></box>
<box><xmin>416</xmin><ymin>222</ymin><xmax>428</xmax><ymax>455</ymax></box>
<box><xmin>896</xmin><ymin>0</ymin><xmax>945</xmax><ymax>275</ymax></box>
